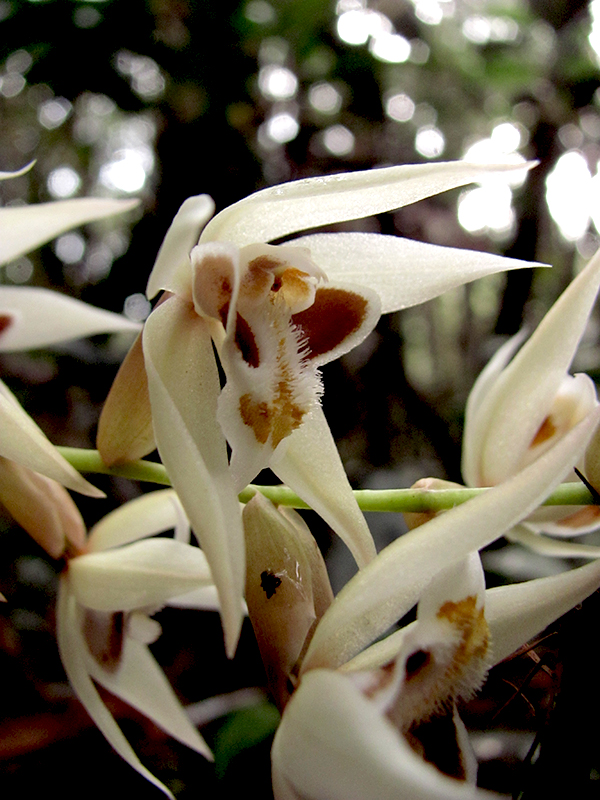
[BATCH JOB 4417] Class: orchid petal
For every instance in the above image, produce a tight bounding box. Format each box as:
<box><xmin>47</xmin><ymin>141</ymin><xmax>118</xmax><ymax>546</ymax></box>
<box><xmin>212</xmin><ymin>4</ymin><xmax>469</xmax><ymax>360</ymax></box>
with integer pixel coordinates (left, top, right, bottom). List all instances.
<box><xmin>291</xmin><ymin>233</ymin><xmax>542</xmax><ymax>315</ymax></box>
<box><xmin>87</xmin><ymin>635</ymin><xmax>212</xmax><ymax>760</ymax></box>
<box><xmin>146</xmin><ymin>195</ymin><xmax>215</xmax><ymax>300</ymax></box>
<box><xmin>68</xmin><ymin>538</ymin><xmax>213</xmax><ymax>612</ymax></box>
<box><xmin>202</xmin><ymin>161</ymin><xmax>534</xmax><ymax>247</ymax></box>
<box><xmin>272</xmin><ymin>669</ymin><xmax>494</xmax><ymax>800</ymax></box>
<box><xmin>301</xmin><ymin>409</ymin><xmax>600</xmax><ymax>672</ymax></box>
<box><xmin>271</xmin><ymin>406</ymin><xmax>376</xmax><ymax>568</ymax></box>
<box><xmin>0</xmin><ymin>459</ymin><xmax>85</xmax><ymax>557</ymax></box>
<box><xmin>465</xmin><ymin>248</ymin><xmax>600</xmax><ymax>486</ymax></box>
<box><xmin>0</xmin><ymin>162</ymin><xmax>34</xmax><ymax>181</ymax></box>
<box><xmin>143</xmin><ymin>295</ymin><xmax>245</xmax><ymax>656</ymax></box>
<box><xmin>0</xmin><ymin>197</ymin><xmax>139</xmax><ymax>267</ymax></box>
<box><xmin>461</xmin><ymin>332</ymin><xmax>527</xmax><ymax>486</ymax></box>
<box><xmin>0</xmin><ymin>382</ymin><xmax>102</xmax><ymax>497</ymax></box>
<box><xmin>506</xmin><ymin>524</ymin><xmax>600</xmax><ymax>559</ymax></box>
<box><xmin>56</xmin><ymin>580</ymin><xmax>175</xmax><ymax>799</ymax></box>
<box><xmin>0</xmin><ymin>287</ymin><xmax>140</xmax><ymax>351</ymax></box>
<box><xmin>485</xmin><ymin>557</ymin><xmax>600</xmax><ymax>664</ymax></box>
<box><xmin>97</xmin><ymin>331</ymin><xmax>156</xmax><ymax>465</ymax></box>
<box><xmin>88</xmin><ymin>489</ymin><xmax>183</xmax><ymax>552</ymax></box>
<box><xmin>168</xmin><ymin>586</ymin><xmax>223</xmax><ymax>610</ymax></box>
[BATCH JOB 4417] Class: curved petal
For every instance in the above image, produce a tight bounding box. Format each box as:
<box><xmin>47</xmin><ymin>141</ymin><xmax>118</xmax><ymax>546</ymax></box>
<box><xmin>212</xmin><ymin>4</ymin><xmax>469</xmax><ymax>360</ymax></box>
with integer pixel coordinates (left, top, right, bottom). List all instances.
<box><xmin>0</xmin><ymin>383</ymin><xmax>103</xmax><ymax>497</ymax></box>
<box><xmin>292</xmin><ymin>233</ymin><xmax>541</xmax><ymax>315</ymax></box>
<box><xmin>56</xmin><ymin>580</ymin><xmax>175</xmax><ymax>799</ymax></box>
<box><xmin>0</xmin><ymin>459</ymin><xmax>85</xmax><ymax>558</ymax></box>
<box><xmin>272</xmin><ymin>669</ymin><xmax>494</xmax><ymax>800</ymax></box>
<box><xmin>270</xmin><ymin>405</ymin><xmax>376</xmax><ymax>568</ymax></box>
<box><xmin>485</xmin><ymin>557</ymin><xmax>600</xmax><ymax>664</ymax></box>
<box><xmin>506</xmin><ymin>524</ymin><xmax>600</xmax><ymax>559</ymax></box>
<box><xmin>143</xmin><ymin>295</ymin><xmax>245</xmax><ymax>656</ymax></box>
<box><xmin>0</xmin><ymin>287</ymin><xmax>140</xmax><ymax>351</ymax></box>
<box><xmin>467</xmin><ymin>248</ymin><xmax>600</xmax><ymax>486</ymax></box>
<box><xmin>97</xmin><ymin>331</ymin><xmax>156</xmax><ymax>465</ymax></box>
<box><xmin>88</xmin><ymin>489</ymin><xmax>184</xmax><ymax>552</ymax></box>
<box><xmin>0</xmin><ymin>197</ymin><xmax>139</xmax><ymax>267</ymax></box>
<box><xmin>68</xmin><ymin>538</ymin><xmax>213</xmax><ymax>612</ymax></box>
<box><xmin>146</xmin><ymin>195</ymin><xmax>215</xmax><ymax>300</ymax></box>
<box><xmin>301</xmin><ymin>409</ymin><xmax>600</xmax><ymax>672</ymax></box>
<box><xmin>87</xmin><ymin>635</ymin><xmax>212</xmax><ymax>760</ymax></box>
<box><xmin>201</xmin><ymin>161</ymin><xmax>535</xmax><ymax>247</ymax></box>
<box><xmin>461</xmin><ymin>332</ymin><xmax>527</xmax><ymax>487</ymax></box>
<box><xmin>0</xmin><ymin>162</ymin><xmax>34</xmax><ymax>181</ymax></box>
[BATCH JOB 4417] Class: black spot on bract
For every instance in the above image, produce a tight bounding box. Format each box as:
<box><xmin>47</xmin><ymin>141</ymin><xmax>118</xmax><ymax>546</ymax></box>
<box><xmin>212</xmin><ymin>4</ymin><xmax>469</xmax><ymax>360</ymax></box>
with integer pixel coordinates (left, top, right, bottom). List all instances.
<box><xmin>260</xmin><ymin>570</ymin><xmax>282</xmax><ymax>599</ymax></box>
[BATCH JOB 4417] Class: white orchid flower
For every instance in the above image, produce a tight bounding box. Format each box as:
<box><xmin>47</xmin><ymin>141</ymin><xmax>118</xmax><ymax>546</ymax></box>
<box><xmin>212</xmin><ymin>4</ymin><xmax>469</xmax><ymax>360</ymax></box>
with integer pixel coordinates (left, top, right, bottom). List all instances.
<box><xmin>257</xmin><ymin>411</ymin><xmax>600</xmax><ymax>799</ymax></box>
<box><xmin>462</xmin><ymin>245</ymin><xmax>600</xmax><ymax>556</ymax></box>
<box><xmin>98</xmin><ymin>161</ymin><xmax>541</xmax><ymax>655</ymax></box>
<box><xmin>57</xmin><ymin>489</ymin><xmax>221</xmax><ymax>800</ymax></box>
<box><xmin>0</xmin><ymin>173</ymin><xmax>140</xmax><ymax>555</ymax></box>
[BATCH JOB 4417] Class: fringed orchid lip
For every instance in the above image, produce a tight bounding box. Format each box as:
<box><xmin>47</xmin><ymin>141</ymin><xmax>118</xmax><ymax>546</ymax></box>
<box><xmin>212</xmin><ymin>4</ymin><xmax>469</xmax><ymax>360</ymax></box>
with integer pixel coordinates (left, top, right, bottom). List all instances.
<box><xmin>190</xmin><ymin>240</ymin><xmax>381</xmax><ymax>492</ymax></box>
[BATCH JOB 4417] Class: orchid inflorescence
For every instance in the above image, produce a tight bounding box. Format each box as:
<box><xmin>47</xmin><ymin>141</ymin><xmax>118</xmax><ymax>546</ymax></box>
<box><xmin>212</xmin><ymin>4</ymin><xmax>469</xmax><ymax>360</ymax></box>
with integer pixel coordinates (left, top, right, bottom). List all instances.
<box><xmin>3</xmin><ymin>159</ymin><xmax>600</xmax><ymax>799</ymax></box>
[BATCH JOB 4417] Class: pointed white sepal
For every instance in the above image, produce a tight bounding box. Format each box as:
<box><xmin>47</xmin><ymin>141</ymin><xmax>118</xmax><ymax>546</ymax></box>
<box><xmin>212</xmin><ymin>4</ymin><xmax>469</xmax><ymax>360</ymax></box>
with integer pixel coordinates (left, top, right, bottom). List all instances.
<box><xmin>0</xmin><ymin>197</ymin><xmax>139</xmax><ymax>267</ymax></box>
<box><xmin>0</xmin><ymin>287</ymin><xmax>140</xmax><ymax>351</ymax></box>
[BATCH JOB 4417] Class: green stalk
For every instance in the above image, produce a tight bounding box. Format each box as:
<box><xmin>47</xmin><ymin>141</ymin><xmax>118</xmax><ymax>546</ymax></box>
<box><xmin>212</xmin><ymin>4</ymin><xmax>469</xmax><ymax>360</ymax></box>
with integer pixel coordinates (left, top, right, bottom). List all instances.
<box><xmin>58</xmin><ymin>447</ymin><xmax>596</xmax><ymax>512</ymax></box>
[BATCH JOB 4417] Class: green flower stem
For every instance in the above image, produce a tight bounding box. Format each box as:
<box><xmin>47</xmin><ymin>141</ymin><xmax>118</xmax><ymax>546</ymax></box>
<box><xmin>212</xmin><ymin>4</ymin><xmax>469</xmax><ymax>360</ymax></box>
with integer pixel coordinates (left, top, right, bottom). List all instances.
<box><xmin>58</xmin><ymin>447</ymin><xmax>596</xmax><ymax>512</ymax></box>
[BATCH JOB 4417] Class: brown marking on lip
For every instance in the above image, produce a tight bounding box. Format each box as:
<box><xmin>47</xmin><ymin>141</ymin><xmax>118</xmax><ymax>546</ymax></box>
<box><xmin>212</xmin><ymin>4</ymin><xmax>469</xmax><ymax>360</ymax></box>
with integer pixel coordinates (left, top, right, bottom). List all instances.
<box><xmin>437</xmin><ymin>596</ymin><xmax>490</xmax><ymax>673</ymax></box>
<box><xmin>239</xmin><ymin>394</ymin><xmax>272</xmax><ymax>443</ymax></box>
<box><xmin>0</xmin><ymin>314</ymin><xmax>13</xmax><ymax>336</ymax></box>
<box><xmin>193</xmin><ymin>253</ymin><xmax>235</xmax><ymax>319</ymax></box>
<box><xmin>405</xmin><ymin>649</ymin><xmax>432</xmax><ymax>682</ymax></box>
<box><xmin>556</xmin><ymin>504</ymin><xmax>600</xmax><ymax>529</ymax></box>
<box><xmin>292</xmin><ymin>287</ymin><xmax>368</xmax><ymax>360</ymax></box>
<box><xmin>82</xmin><ymin>610</ymin><xmax>125</xmax><ymax>672</ymax></box>
<box><xmin>248</xmin><ymin>255</ymin><xmax>283</xmax><ymax>272</ymax></box>
<box><xmin>238</xmin><ymin>335</ymin><xmax>307</xmax><ymax>446</ymax></box>
<box><xmin>235</xmin><ymin>314</ymin><xmax>260</xmax><ymax>368</ymax></box>
<box><xmin>530</xmin><ymin>416</ymin><xmax>557</xmax><ymax>448</ymax></box>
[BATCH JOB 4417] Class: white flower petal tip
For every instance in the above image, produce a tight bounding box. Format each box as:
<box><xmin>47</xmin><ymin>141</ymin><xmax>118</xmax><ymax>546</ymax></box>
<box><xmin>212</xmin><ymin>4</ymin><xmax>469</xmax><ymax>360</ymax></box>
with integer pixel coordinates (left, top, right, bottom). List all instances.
<box><xmin>292</xmin><ymin>233</ymin><xmax>544</xmax><ymax>315</ymax></box>
<box><xmin>202</xmin><ymin>160</ymin><xmax>537</xmax><ymax>246</ymax></box>
<box><xmin>0</xmin><ymin>384</ymin><xmax>103</xmax><ymax>498</ymax></box>
<box><xmin>0</xmin><ymin>287</ymin><xmax>141</xmax><ymax>352</ymax></box>
<box><xmin>0</xmin><ymin>161</ymin><xmax>35</xmax><ymax>180</ymax></box>
<box><xmin>146</xmin><ymin>194</ymin><xmax>216</xmax><ymax>300</ymax></box>
<box><xmin>0</xmin><ymin>197</ymin><xmax>139</xmax><ymax>267</ymax></box>
<box><xmin>486</xmin><ymin>557</ymin><xmax>600</xmax><ymax>664</ymax></box>
<box><xmin>463</xmin><ymin>246</ymin><xmax>600</xmax><ymax>489</ymax></box>
<box><xmin>272</xmin><ymin>669</ymin><xmax>495</xmax><ymax>800</ymax></box>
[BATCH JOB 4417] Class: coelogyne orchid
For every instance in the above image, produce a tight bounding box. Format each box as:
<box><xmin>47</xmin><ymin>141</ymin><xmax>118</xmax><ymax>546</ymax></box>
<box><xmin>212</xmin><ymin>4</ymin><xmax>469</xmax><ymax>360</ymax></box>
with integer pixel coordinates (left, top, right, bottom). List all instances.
<box><xmin>57</xmin><ymin>489</ymin><xmax>219</xmax><ymax>800</ymax></box>
<box><xmin>98</xmin><ymin>160</ymin><xmax>543</xmax><ymax>655</ymax></box>
<box><xmin>0</xmin><ymin>172</ymin><xmax>140</xmax><ymax>555</ymax></box>
<box><xmin>247</xmin><ymin>409</ymin><xmax>600</xmax><ymax>800</ymax></box>
<box><xmin>462</xmin><ymin>245</ymin><xmax>600</xmax><ymax>558</ymax></box>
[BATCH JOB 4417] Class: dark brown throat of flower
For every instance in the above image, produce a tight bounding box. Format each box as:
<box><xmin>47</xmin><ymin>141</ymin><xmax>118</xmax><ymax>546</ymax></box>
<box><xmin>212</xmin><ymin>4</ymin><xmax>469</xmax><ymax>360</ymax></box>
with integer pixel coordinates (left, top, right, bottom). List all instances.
<box><xmin>406</xmin><ymin>708</ymin><xmax>471</xmax><ymax>781</ymax></box>
<box><xmin>292</xmin><ymin>286</ymin><xmax>369</xmax><ymax>362</ymax></box>
<box><xmin>82</xmin><ymin>609</ymin><xmax>125</xmax><ymax>673</ymax></box>
<box><xmin>0</xmin><ymin>314</ymin><xmax>13</xmax><ymax>337</ymax></box>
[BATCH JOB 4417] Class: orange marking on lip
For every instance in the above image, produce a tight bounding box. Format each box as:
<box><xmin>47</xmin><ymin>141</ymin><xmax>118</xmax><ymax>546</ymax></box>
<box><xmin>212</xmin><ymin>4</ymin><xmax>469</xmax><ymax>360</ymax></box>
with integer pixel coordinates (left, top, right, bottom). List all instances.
<box><xmin>530</xmin><ymin>416</ymin><xmax>557</xmax><ymax>448</ymax></box>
